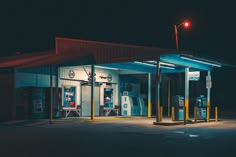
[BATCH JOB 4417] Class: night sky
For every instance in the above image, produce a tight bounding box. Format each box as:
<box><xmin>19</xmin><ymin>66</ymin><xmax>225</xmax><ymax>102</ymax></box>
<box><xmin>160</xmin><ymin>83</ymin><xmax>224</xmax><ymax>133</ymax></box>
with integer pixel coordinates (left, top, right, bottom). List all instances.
<box><xmin>1</xmin><ymin>1</ymin><xmax>236</xmax><ymax>110</ymax></box>
<box><xmin>1</xmin><ymin>1</ymin><xmax>235</xmax><ymax>61</ymax></box>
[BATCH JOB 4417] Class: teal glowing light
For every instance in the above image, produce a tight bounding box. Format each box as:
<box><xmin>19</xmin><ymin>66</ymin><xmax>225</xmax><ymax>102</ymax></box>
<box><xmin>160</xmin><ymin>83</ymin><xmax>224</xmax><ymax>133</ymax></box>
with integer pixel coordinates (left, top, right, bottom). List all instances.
<box><xmin>180</xmin><ymin>56</ymin><xmax>222</xmax><ymax>67</ymax></box>
<box><xmin>133</xmin><ymin>61</ymin><xmax>175</xmax><ymax>70</ymax></box>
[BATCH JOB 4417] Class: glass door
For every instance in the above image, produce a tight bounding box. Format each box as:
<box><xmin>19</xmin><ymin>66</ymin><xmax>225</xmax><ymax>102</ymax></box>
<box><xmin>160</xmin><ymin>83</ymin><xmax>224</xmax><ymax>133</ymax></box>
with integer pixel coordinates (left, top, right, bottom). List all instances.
<box><xmin>104</xmin><ymin>88</ymin><xmax>113</xmax><ymax>108</ymax></box>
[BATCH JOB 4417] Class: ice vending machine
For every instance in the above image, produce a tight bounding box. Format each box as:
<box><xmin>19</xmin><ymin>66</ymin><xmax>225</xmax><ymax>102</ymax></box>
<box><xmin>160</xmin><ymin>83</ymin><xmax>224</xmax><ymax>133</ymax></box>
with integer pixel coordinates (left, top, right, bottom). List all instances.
<box><xmin>121</xmin><ymin>91</ymin><xmax>132</xmax><ymax>116</ymax></box>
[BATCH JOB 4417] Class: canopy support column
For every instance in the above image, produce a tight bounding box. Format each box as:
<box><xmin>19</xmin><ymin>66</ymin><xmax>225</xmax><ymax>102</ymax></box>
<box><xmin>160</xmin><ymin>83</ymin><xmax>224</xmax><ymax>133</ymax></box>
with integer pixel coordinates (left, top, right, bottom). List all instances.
<box><xmin>148</xmin><ymin>73</ymin><xmax>152</xmax><ymax>118</ymax></box>
<box><xmin>185</xmin><ymin>67</ymin><xmax>189</xmax><ymax>121</ymax></box>
<box><xmin>155</xmin><ymin>58</ymin><xmax>161</xmax><ymax>122</ymax></box>
<box><xmin>168</xmin><ymin>80</ymin><xmax>171</xmax><ymax>117</ymax></box>
<box><xmin>91</xmin><ymin>64</ymin><xmax>95</xmax><ymax>120</ymax></box>
<box><xmin>207</xmin><ymin>71</ymin><xmax>211</xmax><ymax>122</ymax></box>
<box><xmin>50</xmin><ymin>65</ymin><xmax>53</xmax><ymax>124</ymax></box>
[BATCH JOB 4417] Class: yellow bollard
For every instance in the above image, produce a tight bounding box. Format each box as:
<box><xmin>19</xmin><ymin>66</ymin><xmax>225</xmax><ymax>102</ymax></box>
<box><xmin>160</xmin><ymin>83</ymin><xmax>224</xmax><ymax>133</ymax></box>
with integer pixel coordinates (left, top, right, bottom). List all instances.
<box><xmin>171</xmin><ymin>106</ymin><xmax>175</xmax><ymax>121</ymax></box>
<box><xmin>215</xmin><ymin>106</ymin><xmax>218</xmax><ymax>122</ymax></box>
<box><xmin>160</xmin><ymin>106</ymin><xmax>163</xmax><ymax>122</ymax></box>
<box><xmin>194</xmin><ymin>106</ymin><xmax>197</xmax><ymax>123</ymax></box>
<box><xmin>148</xmin><ymin>101</ymin><xmax>152</xmax><ymax>118</ymax></box>
<box><xmin>183</xmin><ymin>106</ymin><xmax>186</xmax><ymax>125</ymax></box>
<box><xmin>207</xmin><ymin>106</ymin><xmax>210</xmax><ymax>122</ymax></box>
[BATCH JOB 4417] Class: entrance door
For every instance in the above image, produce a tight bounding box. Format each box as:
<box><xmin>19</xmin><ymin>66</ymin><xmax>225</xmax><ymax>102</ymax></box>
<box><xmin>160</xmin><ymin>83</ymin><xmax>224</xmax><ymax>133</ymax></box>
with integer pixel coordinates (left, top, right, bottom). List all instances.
<box><xmin>81</xmin><ymin>85</ymin><xmax>100</xmax><ymax>117</ymax></box>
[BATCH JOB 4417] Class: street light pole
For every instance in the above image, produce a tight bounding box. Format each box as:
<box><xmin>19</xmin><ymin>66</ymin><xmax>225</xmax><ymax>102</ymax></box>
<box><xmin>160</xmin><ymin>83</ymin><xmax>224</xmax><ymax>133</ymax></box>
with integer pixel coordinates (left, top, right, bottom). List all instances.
<box><xmin>174</xmin><ymin>24</ymin><xmax>179</xmax><ymax>50</ymax></box>
<box><xmin>174</xmin><ymin>20</ymin><xmax>191</xmax><ymax>125</ymax></box>
<box><xmin>174</xmin><ymin>21</ymin><xmax>190</xmax><ymax>50</ymax></box>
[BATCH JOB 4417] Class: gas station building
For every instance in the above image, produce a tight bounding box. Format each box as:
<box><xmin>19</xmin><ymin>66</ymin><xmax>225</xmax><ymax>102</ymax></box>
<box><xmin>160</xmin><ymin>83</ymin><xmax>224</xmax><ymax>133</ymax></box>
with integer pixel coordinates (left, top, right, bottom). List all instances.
<box><xmin>0</xmin><ymin>37</ymin><xmax>222</xmax><ymax>123</ymax></box>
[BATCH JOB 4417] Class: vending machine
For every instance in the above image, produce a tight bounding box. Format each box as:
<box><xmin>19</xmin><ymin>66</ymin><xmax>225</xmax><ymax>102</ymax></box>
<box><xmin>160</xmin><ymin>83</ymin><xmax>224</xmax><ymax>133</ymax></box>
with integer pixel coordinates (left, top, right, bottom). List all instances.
<box><xmin>30</xmin><ymin>87</ymin><xmax>62</xmax><ymax>119</ymax></box>
<box><xmin>195</xmin><ymin>95</ymin><xmax>207</xmax><ymax>120</ymax></box>
<box><xmin>173</xmin><ymin>95</ymin><xmax>185</xmax><ymax>120</ymax></box>
<box><xmin>121</xmin><ymin>91</ymin><xmax>132</xmax><ymax>116</ymax></box>
<box><xmin>121</xmin><ymin>91</ymin><xmax>147</xmax><ymax>116</ymax></box>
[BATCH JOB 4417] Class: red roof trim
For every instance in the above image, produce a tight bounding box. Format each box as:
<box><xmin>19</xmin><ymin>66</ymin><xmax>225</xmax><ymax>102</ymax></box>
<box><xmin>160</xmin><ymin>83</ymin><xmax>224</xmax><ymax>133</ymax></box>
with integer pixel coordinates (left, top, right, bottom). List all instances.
<box><xmin>56</xmin><ymin>37</ymin><xmax>176</xmax><ymax>51</ymax></box>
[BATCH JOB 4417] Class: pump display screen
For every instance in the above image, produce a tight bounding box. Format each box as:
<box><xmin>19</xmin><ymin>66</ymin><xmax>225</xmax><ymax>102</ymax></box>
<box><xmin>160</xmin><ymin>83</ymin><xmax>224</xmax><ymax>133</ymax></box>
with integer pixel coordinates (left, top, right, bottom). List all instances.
<box><xmin>179</xmin><ymin>99</ymin><xmax>184</xmax><ymax>106</ymax></box>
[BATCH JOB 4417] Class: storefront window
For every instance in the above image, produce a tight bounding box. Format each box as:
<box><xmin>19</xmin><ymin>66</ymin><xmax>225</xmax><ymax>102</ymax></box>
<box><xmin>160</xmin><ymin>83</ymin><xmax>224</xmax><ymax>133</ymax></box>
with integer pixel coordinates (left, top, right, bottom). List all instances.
<box><xmin>63</xmin><ymin>86</ymin><xmax>76</xmax><ymax>108</ymax></box>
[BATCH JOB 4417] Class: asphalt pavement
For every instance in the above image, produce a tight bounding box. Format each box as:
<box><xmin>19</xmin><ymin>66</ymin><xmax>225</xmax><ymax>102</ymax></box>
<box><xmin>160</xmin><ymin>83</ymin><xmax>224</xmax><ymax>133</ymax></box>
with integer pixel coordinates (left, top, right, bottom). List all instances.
<box><xmin>0</xmin><ymin>117</ymin><xmax>236</xmax><ymax>157</ymax></box>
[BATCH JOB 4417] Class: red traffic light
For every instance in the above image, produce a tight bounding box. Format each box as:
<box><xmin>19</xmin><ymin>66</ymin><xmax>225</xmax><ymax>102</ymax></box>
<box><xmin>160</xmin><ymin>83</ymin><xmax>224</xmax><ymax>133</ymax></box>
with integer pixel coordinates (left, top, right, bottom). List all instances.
<box><xmin>183</xmin><ymin>20</ymin><xmax>190</xmax><ymax>28</ymax></box>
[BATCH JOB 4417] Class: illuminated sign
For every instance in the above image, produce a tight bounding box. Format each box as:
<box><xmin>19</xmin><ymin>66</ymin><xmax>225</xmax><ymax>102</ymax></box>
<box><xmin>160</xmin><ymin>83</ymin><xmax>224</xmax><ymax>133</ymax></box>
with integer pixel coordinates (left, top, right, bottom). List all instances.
<box><xmin>107</xmin><ymin>74</ymin><xmax>112</xmax><ymax>82</ymax></box>
<box><xmin>206</xmin><ymin>75</ymin><xmax>212</xmax><ymax>88</ymax></box>
<box><xmin>68</xmin><ymin>70</ymin><xmax>75</xmax><ymax>78</ymax></box>
<box><xmin>88</xmin><ymin>72</ymin><xmax>96</xmax><ymax>83</ymax></box>
<box><xmin>189</xmin><ymin>71</ymin><xmax>200</xmax><ymax>81</ymax></box>
<box><xmin>99</xmin><ymin>74</ymin><xmax>112</xmax><ymax>82</ymax></box>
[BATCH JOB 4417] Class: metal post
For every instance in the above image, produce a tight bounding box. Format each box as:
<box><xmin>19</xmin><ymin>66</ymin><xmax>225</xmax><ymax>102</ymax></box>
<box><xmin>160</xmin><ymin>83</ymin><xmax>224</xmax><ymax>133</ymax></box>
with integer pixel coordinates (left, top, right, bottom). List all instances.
<box><xmin>91</xmin><ymin>64</ymin><xmax>95</xmax><ymax>120</ymax></box>
<box><xmin>155</xmin><ymin>58</ymin><xmax>161</xmax><ymax>122</ymax></box>
<box><xmin>50</xmin><ymin>65</ymin><xmax>53</xmax><ymax>124</ymax></box>
<box><xmin>168</xmin><ymin>80</ymin><xmax>171</xmax><ymax>117</ymax></box>
<box><xmin>194</xmin><ymin>106</ymin><xmax>197</xmax><ymax>123</ymax></box>
<box><xmin>158</xmin><ymin>73</ymin><xmax>161</xmax><ymax>122</ymax></box>
<box><xmin>160</xmin><ymin>106</ymin><xmax>163</xmax><ymax>122</ymax></box>
<box><xmin>207</xmin><ymin>71</ymin><xmax>211</xmax><ymax>122</ymax></box>
<box><xmin>148</xmin><ymin>73</ymin><xmax>152</xmax><ymax>118</ymax></box>
<box><xmin>55</xmin><ymin>66</ymin><xmax>60</xmax><ymax>118</ymax></box>
<box><xmin>185</xmin><ymin>67</ymin><xmax>189</xmax><ymax>120</ymax></box>
<box><xmin>183</xmin><ymin>106</ymin><xmax>186</xmax><ymax>125</ymax></box>
<box><xmin>215</xmin><ymin>106</ymin><xmax>218</xmax><ymax>122</ymax></box>
<box><xmin>171</xmin><ymin>106</ymin><xmax>175</xmax><ymax>121</ymax></box>
<box><xmin>12</xmin><ymin>68</ymin><xmax>16</xmax><ymax>120</ymax></box>
<box><xmin>174</xmin><ymin>24</ymin><xmax>179</xmax><ymax>50</ymax></box>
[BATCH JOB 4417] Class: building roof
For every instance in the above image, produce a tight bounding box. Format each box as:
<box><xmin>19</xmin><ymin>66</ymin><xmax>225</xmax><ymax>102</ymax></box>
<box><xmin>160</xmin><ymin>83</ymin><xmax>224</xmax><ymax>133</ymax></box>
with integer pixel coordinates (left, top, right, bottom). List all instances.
<box><xmin>55</xmin><ymin>37</ymin><xmax>188</xmax><ymax>63</ymax></box>
<box><xmin>0</xmin><ymin>37</ymin><xmax>191</xmax><ymax>69</ymax></box>
<box><xmin>0</xmin><ymin>37</ymin><xmax>223</xmax><ymax>73</ymax></box>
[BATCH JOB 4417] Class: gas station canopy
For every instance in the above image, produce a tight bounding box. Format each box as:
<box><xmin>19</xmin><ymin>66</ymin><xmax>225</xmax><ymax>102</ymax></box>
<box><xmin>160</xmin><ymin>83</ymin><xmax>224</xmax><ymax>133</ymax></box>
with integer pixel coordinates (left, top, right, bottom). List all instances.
<box><xmin>98</xmin><ymin>54</ymin><xmax>222</xmax><ymax>74</ymax></box>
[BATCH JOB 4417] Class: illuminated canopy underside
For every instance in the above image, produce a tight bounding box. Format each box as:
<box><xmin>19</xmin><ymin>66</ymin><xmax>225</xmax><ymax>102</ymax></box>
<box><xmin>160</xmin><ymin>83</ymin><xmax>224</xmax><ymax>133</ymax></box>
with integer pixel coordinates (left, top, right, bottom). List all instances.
<box><xmin>98</xmin><ymin>54</ymin><xmax>221</xmax><ymax>74</ymax></box>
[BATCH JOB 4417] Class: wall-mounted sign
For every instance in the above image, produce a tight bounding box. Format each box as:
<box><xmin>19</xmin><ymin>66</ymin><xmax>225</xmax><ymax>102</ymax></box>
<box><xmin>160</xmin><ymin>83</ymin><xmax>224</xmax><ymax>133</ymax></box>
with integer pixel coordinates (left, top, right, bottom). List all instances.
<box><xmin>88</xmin><ymin>72</ymin><xmax>96</xmax><ymax>83</ymax></box>
<box><xmin>99</xmin><ymin>74</ymin><xmax>112</xmax><ymax>82</ymax></box>
<box><xmin>189</xmin><ymin>71</ymin><xmax>200</xmax><ymax>81</ymax></box>
<box><xmin>107</xmin><ymin>74</ymin><xmax>112</xmax><ymax>82</ymax></box>
<box><xmin>206</xmin><ymin>75</ymin><xmax>212</xmax><ymax>88</ymax></box>
<box><xmin>68</xmin><ymin>70</ymin><xmax>75</xmax><ymax>78</ymax></box>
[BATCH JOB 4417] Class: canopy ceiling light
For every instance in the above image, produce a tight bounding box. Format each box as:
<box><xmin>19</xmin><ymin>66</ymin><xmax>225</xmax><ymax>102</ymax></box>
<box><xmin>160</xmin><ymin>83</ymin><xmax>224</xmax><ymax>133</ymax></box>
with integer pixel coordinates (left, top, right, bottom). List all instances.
<box><xmin>160</xmin><ymin>61</ymin><xmax>175</xmax><ymax>67</ymax></box>
<box><xmin>180</xmin><ymin>56</ymin><xmax>222</xmax><ymax>67</ymax></box>
<box><xmin>95</xmin><ymin>65</ymin><xmax>119</xmax><ymax>70</ymax></box>
<box><xmin>159</xmin><ymin>65</ymin><xmax>175</xmax><ymax>70</ymax></box>
<box><xmin>134</xmin><ymin>61</ymin><xmax>175</xmax><ymax>70</ymax></box>
<box><xmin>146</xmin><ymin>61</ymin><xmax>175</xmax><ymax>67</ymax></box>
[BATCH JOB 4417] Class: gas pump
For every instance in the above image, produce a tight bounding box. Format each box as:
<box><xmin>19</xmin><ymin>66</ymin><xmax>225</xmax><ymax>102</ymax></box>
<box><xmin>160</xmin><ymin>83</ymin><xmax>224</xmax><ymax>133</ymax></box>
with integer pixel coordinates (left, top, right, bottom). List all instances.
<box><xmin>195</xmin><ymin>95</ymin><xmax>207</xmax><ymax>120</ymax></box>
<box><xmin>173</xmin><ymin>95</ymin><xmax>184</xmax><ymax>120</ymax></box>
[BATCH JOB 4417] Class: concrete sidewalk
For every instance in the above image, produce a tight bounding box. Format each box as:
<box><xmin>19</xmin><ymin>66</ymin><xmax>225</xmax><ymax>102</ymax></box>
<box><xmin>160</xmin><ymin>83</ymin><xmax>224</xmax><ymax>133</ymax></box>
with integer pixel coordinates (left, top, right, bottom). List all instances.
<box><xmin>0</xmin><ymin>116</ymin><xmax>224</xmax><ymax>127</ymax></box>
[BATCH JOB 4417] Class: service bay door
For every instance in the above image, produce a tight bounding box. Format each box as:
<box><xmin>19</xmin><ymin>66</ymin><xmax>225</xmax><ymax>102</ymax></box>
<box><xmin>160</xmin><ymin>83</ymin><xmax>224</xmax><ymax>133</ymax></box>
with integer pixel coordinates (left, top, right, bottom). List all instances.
<box><xmin>81</xmin><ymin>85</ymin><xmax>100</xmax><ymax>117</ymax></box>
